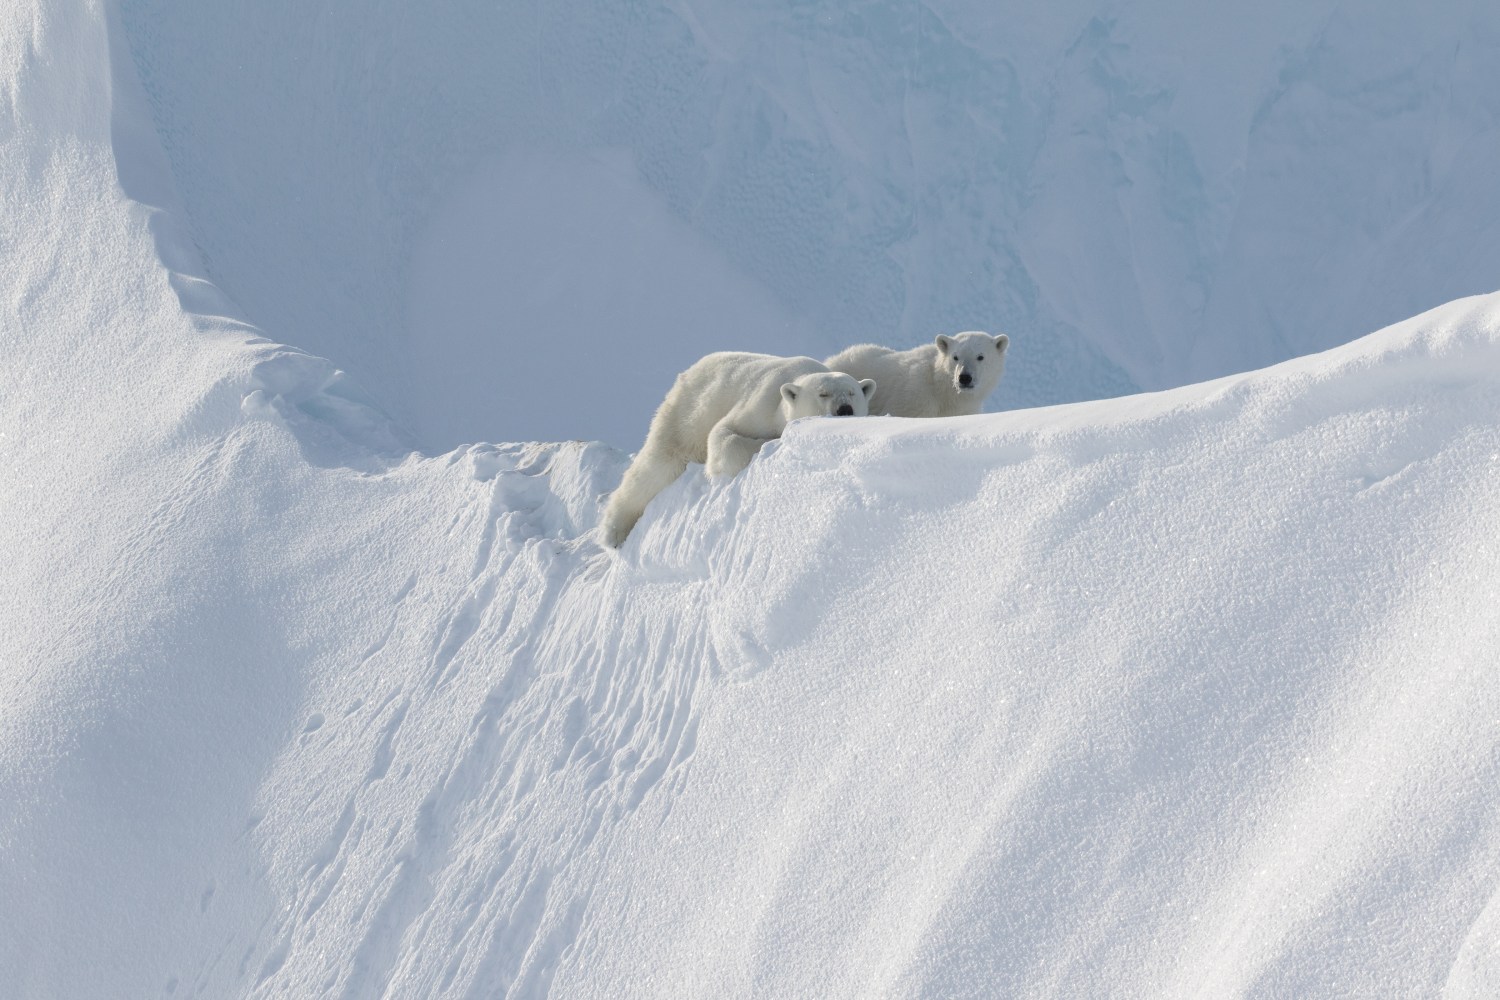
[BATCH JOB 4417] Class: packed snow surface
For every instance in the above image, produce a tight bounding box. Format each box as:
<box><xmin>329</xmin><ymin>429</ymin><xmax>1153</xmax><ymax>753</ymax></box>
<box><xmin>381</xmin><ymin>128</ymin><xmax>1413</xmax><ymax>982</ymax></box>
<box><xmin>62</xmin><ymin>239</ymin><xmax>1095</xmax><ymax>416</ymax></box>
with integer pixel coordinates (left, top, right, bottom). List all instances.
<box><xmin>4</xmin><ymin>1</ymin><xmax>1500</xmax><ymax>999</ymax></box>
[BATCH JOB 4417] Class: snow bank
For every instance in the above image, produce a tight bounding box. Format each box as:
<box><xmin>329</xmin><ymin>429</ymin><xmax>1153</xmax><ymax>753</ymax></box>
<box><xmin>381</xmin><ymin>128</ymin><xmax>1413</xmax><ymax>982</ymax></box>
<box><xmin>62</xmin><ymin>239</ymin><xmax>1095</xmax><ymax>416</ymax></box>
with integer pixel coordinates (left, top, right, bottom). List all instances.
<box><xmin>30</xmin><ymin>286</ymin><xmax>1490</xmax><ymax>1000</ymax></box>
<box><xmin>5</xmin><ymin>0</ymin><xmax>1500</xmax><ymax>997</ymax></box>
<box><xmin>579</xmin><ymin>292</ymin><xmax>1500</xmax><ymax>999</ymax></box>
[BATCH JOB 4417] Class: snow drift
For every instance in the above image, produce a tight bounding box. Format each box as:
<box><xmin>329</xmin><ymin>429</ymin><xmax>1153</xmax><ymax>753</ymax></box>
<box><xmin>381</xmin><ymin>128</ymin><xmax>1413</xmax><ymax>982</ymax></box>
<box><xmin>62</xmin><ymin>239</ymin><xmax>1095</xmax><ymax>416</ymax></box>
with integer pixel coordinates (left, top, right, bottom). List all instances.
<box><xmin>3</xmin><ymin>0</ymin><xmax>1500</xmax><ymax>998</ymax></box>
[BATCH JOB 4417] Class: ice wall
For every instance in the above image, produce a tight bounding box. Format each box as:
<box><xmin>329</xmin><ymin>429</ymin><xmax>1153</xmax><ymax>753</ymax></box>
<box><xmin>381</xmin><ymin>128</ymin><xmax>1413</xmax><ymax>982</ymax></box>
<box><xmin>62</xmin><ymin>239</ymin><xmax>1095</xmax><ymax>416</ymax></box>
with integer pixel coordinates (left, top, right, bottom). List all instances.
<box><xmin>117</xmin><ymin>0</ymin><xmax>1500</xmax><ymax>451</ymax></box>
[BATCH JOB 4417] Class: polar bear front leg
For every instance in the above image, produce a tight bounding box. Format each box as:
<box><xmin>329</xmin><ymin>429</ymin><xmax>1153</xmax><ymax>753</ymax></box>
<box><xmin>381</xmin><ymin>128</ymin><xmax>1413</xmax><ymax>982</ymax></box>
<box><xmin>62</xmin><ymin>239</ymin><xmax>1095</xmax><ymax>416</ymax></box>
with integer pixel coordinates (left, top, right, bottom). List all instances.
<box><xmin>706</xmin><ymin>418</ymin><xmax>770</xmax><ymax>477</ymax></box>
<box><xmin>601</xmin><ymin>445</ymin><xmax>689</xmax><ymax>547</ymax></box>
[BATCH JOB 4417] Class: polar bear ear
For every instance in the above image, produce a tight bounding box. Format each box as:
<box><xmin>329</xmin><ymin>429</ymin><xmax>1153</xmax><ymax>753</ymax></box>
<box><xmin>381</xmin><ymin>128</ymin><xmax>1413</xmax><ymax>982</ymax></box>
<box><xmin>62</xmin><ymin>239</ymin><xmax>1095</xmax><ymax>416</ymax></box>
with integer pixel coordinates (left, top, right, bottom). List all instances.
<box><xmin>935</xmin><ymin>335</ymin><xmax>952</xmax><ymax>355</ymax></box>
<box><xmin>859</xmin><ymin>378</ymin><xmax>877</xmax><ymax>399</ymax></box>
<box><xmin>780</xmin><ymin>383</ymin><xmax>799</xmax><ymax>405</ymax></box>
<box><xmin>994</xmin><ymin>333</ymin><xmax>1009</xmax><ymax>354</ymax></box>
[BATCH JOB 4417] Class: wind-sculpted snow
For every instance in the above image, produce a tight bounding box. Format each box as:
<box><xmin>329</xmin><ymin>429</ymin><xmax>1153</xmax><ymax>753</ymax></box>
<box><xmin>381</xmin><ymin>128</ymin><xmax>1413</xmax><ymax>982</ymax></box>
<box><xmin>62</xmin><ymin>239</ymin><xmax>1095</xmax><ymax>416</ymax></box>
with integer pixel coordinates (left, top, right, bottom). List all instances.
<box><xmin>203</xmin><ymin>293</ymin><xmax>1500</xmax><ymax>1000</ymax></box>
<box><xmin>6</xmin><ymin>0</ymin><xmax>1500</xmax><ymax>997</ymax></box>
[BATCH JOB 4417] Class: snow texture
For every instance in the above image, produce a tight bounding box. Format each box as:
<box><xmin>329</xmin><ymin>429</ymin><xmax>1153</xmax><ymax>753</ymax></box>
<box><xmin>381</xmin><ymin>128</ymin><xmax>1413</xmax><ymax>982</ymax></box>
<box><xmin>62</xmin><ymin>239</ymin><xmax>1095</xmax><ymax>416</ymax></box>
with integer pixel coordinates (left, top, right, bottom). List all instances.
<box><xmin>3</xmin><ymin>0</ymin><xmax>1500</xmax><ymax>998</ymax></box>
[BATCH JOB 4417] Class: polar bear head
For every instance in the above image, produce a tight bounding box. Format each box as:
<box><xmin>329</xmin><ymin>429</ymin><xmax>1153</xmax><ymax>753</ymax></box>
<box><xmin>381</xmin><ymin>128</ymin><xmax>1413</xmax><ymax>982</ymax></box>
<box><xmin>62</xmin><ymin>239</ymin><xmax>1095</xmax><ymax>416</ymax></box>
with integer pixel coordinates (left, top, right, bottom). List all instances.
<box><xmin>934</xmin><ymin>331</ymin><xmax>1009</xmax><ymax>396</ymax></box>
<box><xmin>780</xmin><ymin>372</ymin><xmax>876</xmax><ymax>420</ymax></box>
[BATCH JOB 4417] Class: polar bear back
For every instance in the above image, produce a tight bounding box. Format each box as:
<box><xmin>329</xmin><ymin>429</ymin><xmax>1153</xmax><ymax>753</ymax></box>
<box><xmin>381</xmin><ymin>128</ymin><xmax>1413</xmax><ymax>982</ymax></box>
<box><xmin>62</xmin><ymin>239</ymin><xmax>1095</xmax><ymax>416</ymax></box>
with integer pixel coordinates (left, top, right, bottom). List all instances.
<box><xmin>650</xmin><ymin>352</ymin><xmax>829</xmax><ymax>462</ymax></box>
<box><xmin>824</xmin><ymin>342</ymin><xmax>947</xmax><ymax>417</ymax></box>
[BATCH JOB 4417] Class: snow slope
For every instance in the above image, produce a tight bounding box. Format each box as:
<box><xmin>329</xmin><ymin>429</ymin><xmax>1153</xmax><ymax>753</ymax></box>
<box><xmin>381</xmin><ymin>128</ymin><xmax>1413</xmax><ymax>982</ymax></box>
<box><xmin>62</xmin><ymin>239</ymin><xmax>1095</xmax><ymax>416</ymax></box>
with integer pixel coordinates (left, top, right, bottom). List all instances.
<box><xmin>4</xmin><ymin>0</ymin><xmax>1500</xmax><ymax>998</ymax></box>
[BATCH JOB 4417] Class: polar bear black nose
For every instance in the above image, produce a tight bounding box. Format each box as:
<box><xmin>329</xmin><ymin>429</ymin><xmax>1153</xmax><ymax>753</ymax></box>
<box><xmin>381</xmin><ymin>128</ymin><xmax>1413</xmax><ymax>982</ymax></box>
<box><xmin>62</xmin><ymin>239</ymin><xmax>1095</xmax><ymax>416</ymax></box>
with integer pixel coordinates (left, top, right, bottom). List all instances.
<box><xmin>835</xmin><ymin>403</ymin><xmax>854</xmax><ymax>416</ymax></box>
<box><xmin>958</xmin><ymin>370</ymin><xmax>973</xmax><ymax>387</ymax></box>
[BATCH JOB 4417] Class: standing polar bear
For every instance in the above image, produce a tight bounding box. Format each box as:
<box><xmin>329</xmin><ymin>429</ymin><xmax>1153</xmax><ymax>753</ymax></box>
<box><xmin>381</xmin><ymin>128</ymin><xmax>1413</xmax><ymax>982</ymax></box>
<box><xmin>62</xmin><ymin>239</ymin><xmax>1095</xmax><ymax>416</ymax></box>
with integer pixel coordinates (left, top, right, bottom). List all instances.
<box><xmin>825</xmin><ymin>331</ymin><xmax>1009</xmax><ymax>418</ymax></box>
<box><xmin>602</xmin><ymin>353</ymin><xmax>875</xmax><ymax>547</ymax></box>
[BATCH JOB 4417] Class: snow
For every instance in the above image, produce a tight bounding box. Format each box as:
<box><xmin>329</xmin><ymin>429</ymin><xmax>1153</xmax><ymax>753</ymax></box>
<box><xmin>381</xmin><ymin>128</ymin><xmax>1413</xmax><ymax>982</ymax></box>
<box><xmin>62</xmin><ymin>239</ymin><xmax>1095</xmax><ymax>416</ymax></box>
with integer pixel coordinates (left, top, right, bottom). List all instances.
<box><xmin>4</xmin><ymin>0</ymin><xmax>1500</xmax><ymax>998</ymax></box>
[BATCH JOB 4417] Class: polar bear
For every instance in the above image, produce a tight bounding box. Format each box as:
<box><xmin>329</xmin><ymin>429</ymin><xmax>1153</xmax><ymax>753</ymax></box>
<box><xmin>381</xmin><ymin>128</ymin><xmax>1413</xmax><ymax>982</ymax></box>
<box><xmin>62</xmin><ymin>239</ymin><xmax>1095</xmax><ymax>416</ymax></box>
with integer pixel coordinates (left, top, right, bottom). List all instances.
<box><xmin>602</xmin><ymin>353</ymin><xmax>875</xmax><ymax>547</ymax></box>
<box><xmin>825</xmin><ymin>331</ymin><xmax>1009</xmax><ymax>418</ymax></box>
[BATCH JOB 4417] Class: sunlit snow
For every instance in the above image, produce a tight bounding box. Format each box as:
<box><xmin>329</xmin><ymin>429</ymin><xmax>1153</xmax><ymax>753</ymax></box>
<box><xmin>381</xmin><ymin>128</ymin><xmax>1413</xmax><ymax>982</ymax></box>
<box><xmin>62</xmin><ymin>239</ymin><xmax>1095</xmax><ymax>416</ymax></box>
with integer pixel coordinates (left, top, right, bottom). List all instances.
<box><xmin>3</xmin><ymin>1</ymin><xmax>1500</xmax><ymax>998</ymax></box>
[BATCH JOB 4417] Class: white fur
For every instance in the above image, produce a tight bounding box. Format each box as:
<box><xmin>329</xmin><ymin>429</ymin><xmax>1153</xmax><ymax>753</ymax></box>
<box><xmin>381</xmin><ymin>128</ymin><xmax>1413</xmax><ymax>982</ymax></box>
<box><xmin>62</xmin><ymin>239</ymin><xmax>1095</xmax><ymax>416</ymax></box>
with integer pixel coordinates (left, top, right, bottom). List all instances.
<box><xmin>602</xmin><ymin>353</ymin><xmax>875</xmax><ymax>547</ymax></box>
<box><xmin>825</xmin><ymin>331</ymin><xmax>1009</xmax><ymax>418</ymax></box>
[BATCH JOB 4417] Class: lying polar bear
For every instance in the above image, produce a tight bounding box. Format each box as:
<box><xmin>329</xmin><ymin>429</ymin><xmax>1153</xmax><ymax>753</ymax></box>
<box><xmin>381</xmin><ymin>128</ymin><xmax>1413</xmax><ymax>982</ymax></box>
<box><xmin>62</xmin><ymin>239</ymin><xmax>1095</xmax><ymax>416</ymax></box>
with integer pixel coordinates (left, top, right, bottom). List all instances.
<box><xmin>825</xmin><ymin>331</ymin><xmax>1009</xmax><ymax>417</ymax></box>
<box><xmin>602</xmin><ymin>352</ymin><xmax>875</xmax><ymax>547</ymax></box>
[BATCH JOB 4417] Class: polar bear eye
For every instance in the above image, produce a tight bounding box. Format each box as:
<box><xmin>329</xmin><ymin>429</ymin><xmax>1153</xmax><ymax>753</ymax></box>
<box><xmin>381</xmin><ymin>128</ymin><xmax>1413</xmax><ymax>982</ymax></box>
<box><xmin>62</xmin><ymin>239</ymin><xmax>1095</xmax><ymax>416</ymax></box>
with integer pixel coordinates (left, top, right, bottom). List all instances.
<box><xmin>977</xmin><ymin>354</ymin><xmax>985</xmax><ymax>361</ymax></box>
<box><xmin>818</xmin><ymin>392</ymin><xmax>830</xmax><ymax>399</ymax></box>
